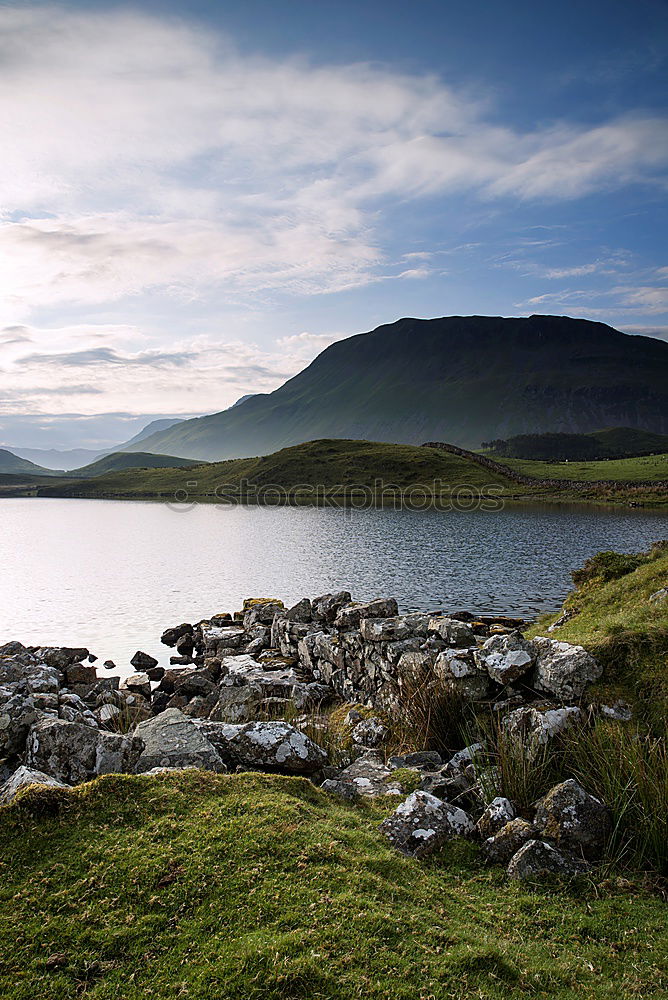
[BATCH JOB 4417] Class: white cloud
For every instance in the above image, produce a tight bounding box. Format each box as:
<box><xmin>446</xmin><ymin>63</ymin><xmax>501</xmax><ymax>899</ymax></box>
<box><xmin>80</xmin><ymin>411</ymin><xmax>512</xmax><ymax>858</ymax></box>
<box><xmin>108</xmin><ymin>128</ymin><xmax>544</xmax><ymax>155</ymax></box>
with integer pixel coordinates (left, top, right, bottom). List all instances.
<box><xmin>0</xmin><ymin>5</ymin><xmax>667</xmax><ymax>321</ymax></box>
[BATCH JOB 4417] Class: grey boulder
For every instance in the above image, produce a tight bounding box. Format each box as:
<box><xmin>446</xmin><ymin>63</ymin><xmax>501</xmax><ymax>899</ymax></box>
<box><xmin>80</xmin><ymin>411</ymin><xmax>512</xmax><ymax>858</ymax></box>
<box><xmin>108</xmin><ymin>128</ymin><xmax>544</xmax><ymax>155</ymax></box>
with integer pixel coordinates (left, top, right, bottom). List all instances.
<box><xmin>27</xmin><ymin>717</ymin><xmax>144</xmax><ymax>784</ymax></box>
<box><xmin>0</xmin><ymin>765</ymin><xmax>69</xmax><ymax>805</ymax></box>
<box><xmin>196</xmin><ymin>720</ymin><xmax>327</xmax><ymax>775</ymax></box>
<box><xmin>379</xmin><ymin>790</ymin><xmax>474</xmax><ymax>858</ymax></box>
<box><xmin>531</xmin><ymin>637</ymin><xmax>602</xmax><ymax>701</ymax></box>
<box><xmin>534</xmin><ymin>779</ymin><xmax>611</xmax><ymax>858</ymax></box>
<box><xmin>475</xmin><ymin>631</ymin><xmax>536</xmax><ymax>684</ymax></box>
<box><xmin>507</xmin><ymin>839</ymin><xmax>585</xmax><ymax>880</ymax></box>
<box><xmin>134</xmin><ymin>709</ymin><xmax>226</xmax><ymax>773</ymax></box>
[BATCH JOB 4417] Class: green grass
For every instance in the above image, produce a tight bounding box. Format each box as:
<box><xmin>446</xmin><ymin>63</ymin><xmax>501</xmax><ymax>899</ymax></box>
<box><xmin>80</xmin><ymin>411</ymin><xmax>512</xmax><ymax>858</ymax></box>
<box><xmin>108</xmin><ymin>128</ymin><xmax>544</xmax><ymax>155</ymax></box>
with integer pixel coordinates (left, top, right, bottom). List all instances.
<box><xmin>491</xmin><ymin>452</ymin><xmax>668</xmax><ymax>482</ymax></box>
<box><xmin>35</xmin><ymin>437</ymin><xmax>668</xmax><ymax>505</ymax></box>
<box><xmin>1</xmin><ymin>770</ymin><xmax>667</xmax><ymax>1000</ymax></box>
<box><xmin>527</xmin><ymin>543</ymin><xmax>668</xmax><ymax>732</ymax></box>
<box><xmin>38</xmin><ymin>438</ymin><xmax>521</xmax><ymax>502</ymax></box>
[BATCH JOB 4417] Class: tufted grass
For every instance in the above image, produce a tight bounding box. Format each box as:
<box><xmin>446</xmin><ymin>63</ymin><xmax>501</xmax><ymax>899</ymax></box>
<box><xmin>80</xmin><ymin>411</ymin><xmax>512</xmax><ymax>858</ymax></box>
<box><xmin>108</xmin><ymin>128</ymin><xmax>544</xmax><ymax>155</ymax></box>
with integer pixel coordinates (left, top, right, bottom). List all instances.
<box><xmin>1</xmin><ymin>769</ymin><xmax>667</xmax><ymax>1000</ymax></box>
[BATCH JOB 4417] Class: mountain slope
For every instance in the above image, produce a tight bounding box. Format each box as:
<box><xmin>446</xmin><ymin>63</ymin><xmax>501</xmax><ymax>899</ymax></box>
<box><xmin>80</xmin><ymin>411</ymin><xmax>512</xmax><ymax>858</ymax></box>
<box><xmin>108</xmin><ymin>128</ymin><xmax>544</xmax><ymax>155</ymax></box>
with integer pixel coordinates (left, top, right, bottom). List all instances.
<box><xmin>0</xmin><ymin>448</ymin><xmax>60</xmax><ymax>476</ymax></box>
<box><xmin>4</xmin><ymin>447</ymin><xmax>104</xmax><ymax>471</ymax></box>
<box><xmin>69</xmin><ymin>451</ymin><xmax>200</xmax><ymax>478</ymax></box>
<box><xmin>114</xmin><ymin>418</ymin><xmax>185</xmax><ymax>451</ymax></box>
<box><xmin>125</xmin><ymin>315</ymin><xmax>668</xmax><ymax>461</ymax></box>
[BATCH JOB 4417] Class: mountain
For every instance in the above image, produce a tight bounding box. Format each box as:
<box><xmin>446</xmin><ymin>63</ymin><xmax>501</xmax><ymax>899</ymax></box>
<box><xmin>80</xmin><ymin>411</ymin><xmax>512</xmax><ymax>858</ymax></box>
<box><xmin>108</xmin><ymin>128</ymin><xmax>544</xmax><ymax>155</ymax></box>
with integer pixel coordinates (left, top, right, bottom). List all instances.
<box><xmin>114</xmin><ymin>418</ymin><xmax>185</xmax><ymax>451</ymax></box>
<box><xmin>69</xmin><ymin>451</ymin><xmax>201</xmax><ymax>478</ymax></box>
<box><xmin>123</xmin><ymin>315</ymin><xmax>668</xmax><ymax>461</ymax></box>
<box><xmin>4</xmin><ymin>446</ymin><xmax>105</xmax><ymax>471</ymax></box>
<box><xmin>231</xmin><ymin>394</ymin><xmax>256</xmax><ymax>407</ymax></box>
<box><xmin>0</xmin><ymin>448</ymin><xmax>61</xmax><ymax>476</ymax></box>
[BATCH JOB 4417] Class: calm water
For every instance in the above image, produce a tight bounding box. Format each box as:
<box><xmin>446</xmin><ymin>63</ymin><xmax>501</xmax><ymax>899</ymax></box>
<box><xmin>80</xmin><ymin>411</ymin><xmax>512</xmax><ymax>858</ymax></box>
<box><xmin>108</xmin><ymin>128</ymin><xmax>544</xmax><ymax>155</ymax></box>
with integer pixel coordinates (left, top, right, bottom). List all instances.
<box><xmin>0</xmin><ymin>498</ymin><xmax>666</xmax><ymax>676</ymax></box>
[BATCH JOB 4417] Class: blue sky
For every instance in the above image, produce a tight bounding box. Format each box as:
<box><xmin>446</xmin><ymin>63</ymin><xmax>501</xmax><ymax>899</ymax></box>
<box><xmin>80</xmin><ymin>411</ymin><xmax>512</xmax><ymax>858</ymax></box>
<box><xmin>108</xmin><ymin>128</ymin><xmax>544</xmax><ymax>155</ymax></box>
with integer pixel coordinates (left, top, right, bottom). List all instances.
<box><xmin>1</xmin><ymin>0</ymin><xmax>667</xmax><ymax>448</ymax></box>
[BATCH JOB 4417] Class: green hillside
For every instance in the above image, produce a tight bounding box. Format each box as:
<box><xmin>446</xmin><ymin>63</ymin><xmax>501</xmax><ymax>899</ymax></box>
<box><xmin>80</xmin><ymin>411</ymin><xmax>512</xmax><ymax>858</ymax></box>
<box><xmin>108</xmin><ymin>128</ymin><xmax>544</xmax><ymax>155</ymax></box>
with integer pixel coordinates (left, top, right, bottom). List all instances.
<box><xmin>69</xmin><ymin>451</ymin><xmax>200</xmax><ymax>479</ymax></box>
<box><xmin>40</xmin><ymin>439</ymin><xmax>521</xmax><ymax>501</ymax></box>
<box><xmin>123</xmin><ymin>316</ymin><xmax>668</xmax><ymax>461</ymax></box>
<box><xmin>1</xmin><ymin>770</ymin><xmax>665</xmax><ymax>1000</ymax></box>
<box><xmin>0</xmin><ymin>448</ymin><xmax>60</xmax><ymax>477</ymax></box>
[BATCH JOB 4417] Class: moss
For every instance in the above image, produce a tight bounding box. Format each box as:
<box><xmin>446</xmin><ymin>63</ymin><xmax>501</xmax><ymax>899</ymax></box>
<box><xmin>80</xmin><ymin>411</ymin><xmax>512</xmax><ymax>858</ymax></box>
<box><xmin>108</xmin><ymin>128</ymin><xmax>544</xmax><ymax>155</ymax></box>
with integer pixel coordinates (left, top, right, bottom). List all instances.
<box><xmin>386</xmin><ymin>768</ymin><xmax>423</xmax><ymax>793</ymax></box>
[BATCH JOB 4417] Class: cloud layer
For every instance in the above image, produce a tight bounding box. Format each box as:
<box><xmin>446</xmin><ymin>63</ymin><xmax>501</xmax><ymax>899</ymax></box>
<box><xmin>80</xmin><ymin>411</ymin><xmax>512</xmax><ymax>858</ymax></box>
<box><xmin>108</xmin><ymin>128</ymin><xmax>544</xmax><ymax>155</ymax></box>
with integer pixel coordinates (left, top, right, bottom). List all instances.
<box><xmin>1</xmin><ymin>5</ymin><xmax>667</xmax><ymax>445</ymax></box>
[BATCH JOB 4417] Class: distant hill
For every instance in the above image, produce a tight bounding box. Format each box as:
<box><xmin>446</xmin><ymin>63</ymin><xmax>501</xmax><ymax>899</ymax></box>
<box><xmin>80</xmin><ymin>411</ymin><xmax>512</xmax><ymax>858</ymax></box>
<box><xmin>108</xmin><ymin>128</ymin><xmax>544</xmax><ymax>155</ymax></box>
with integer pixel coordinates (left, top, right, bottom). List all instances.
<box><xmin>70</xmin><ymin>451</ymin><xmax>201</xmax><ymax>478</ymax></box>
<box><xmin>0</xmin><ymin>448</ymin><xmax>60</xmax><ymax>476</ymax></box>
<box><xmin>484</xmin><ymin>427</ymin><xmax>668</xmax><ymax>462</ymax></box>
<box><xmin>114</xmin><ymin>418</ymin><xmax>185</xmax><ymax>451</ymax></box>
<box><xmin>40</xmin><ymin>438</ymin><xmax>517</xmax><ymax>499</ymax></box>
<box><xmin>122</xmin><ymin>315</ymin><xmax>668</xmax><ymax>461</ymax></box>
<box><xmin>4</xmin><ymin>446</ymin><xmax>104</xmax><ymax>471</ymax></box>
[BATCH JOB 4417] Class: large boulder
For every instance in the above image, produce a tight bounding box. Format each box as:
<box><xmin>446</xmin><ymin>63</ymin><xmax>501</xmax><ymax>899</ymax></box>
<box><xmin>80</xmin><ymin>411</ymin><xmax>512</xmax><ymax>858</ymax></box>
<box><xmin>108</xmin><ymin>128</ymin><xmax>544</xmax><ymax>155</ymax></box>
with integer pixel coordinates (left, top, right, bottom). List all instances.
<box><xmin>433</xmin><ymin>648</ymin><xmax>491</xmax><ymax>699</ymax></box>
<box><xmin>507</xmin><ymin>839</ymin><xmax>585</xmax><ymax>880</ymax></box>
<box><xmin>134</xmin><ymin>709</ymin><xmax>226</xmax><ymax>773</ymax></box>
<box><xmin>311</xmin><ymin>591</ymin><xmax>352</xmax><ymax>623</ymax></box>
<box><xmin>501</xmin><ymin>705</ymin><xmax>584</xmax><ymax>759</ymax></box>
<box><xmin>336</xmin><ymin>598</ymin><xmax>400</xmax><ymax>632</ymax></box>
<box><xmin>427</xmin><ymin>617</ymin><xmax>475</xmax><ymax>647</ymax></box>
<box><xmin>0</xmin><ymin>690</ymin><xmax>38</xmax><ymax>756</ymax></box>
<box><xmin>0</xmin><ymin>765</ymin><xmax>69</xmax><ymax>805</ymax></box>
<box><xmin>534</xmin><ymin>779</ymin><xmax>611</xmax><ymax>859</ymax></box>
<box><xmin>531</xmin><ymin>637</ymin><xmax>602</xmax><ymax>701</ymax></box>
<box><xmin>27</xmin><ymin>717</ymin><xmax>144</xmax><ymax>784</ymax></box>
<box><xmin>379</xmin><ymin>790</ymin><xmax>474</xmax><ymax>858</ymax></box>
<box><xmin>196</xmin><ymin>720</ymin><xmax>327</xmax><ymax>775</ymax></box>
<box><xmin>321</xmin><ymin>750</ymin><xmax>401</xmax><ymax>799</ymax></box>
<box><xmin>475</xmin><ymin>631</ymin><xmax>536</xmax><ymax>684</ymax></box>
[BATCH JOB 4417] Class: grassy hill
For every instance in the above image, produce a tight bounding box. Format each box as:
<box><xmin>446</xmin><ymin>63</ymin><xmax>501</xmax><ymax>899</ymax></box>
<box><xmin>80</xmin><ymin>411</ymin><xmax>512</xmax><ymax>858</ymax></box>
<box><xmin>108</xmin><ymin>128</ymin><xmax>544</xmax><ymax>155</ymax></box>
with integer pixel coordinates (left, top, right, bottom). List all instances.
<box><xmin>0</xmin><ymin>448</ymin><xmax>60</xmax><ymax>477</ymax></box>
<box><xmin>122</xmin><ymin>315</ymin><xmax>668</xmax><ymax>461</ymax></box>
<box><xmin>69</xmin><ymin>451</ymin><xmax>200</xmax><ymax>479</ymax></box>
<box><xmin>38</xmin><ymin>439</ymin><xmax>526</xmax><ymax>502</ymax></box>
<box><xmin>1</xmin><ymin>770</ymin><xmax>666</xmax><ymax>1000</ymax></box>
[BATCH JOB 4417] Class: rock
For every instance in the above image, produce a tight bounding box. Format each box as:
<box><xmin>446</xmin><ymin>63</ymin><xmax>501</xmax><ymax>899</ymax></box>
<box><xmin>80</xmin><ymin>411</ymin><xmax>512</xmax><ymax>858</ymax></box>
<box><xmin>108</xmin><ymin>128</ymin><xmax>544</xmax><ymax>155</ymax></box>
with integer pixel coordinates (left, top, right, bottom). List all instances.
<box><xmin>389</xmin><ymin>751</ymin><xmax>443</xmax><ymax>770</ymax></box>
<box><xmin>130</xmin><ymin>651</ymin><xmax>159</xmax><ymax>670</ymax></box>
<box><xmin>311</xmin><ymin>591</ymin><xmax>353</xmax><ymax>623</ymax></box>
<box><xmin>208</xmin><ymin>684</ymin><xmax>264</xmax><ymax>723</ymax></box>
<box><xmin>434</xmin><ymin>647</ymin><xmax>491</xmax><ymax>699</ymax></box>
<box><xmin>379</xmin><ymin>790</ymin><xmax>474</xmax><ymax>858</ymax></box>
<box><xmin>475</xmin><ymin>631</ymin><xmax>536</xmax><ymax>684</ymax></box>
<box><xmin>428</xmin><ymin>617</ymin><xmax>475</xmax><ymax>647</ymax></box>
<box><xmin>476</xmin><ymin>797</ymin><xmax>516</xmax><ymax>839</ymax></box>
<box><xmin>0</xmin><ymin>765</ymin><xmax>70</xmax><ymax>805</ymax></box>
<box><xmin>64</xmin><ymin>662</ymin><xmax>98</xmax><ymax>686</ymax></box>
<box><xmin>0</xmin><ymin>691</ymin><xmax>38</xmax><ymax>755</ymax></box>
<box><xmin>123</xmin><ymin>672</ymin><xmax>152</xmax><ymax>699</ymax></box>
<box><xmin>134</xmin><ymin>709</ymin><xmax>226</xmax><ymax>773</ymax></box>
<box><xmin>598</xmin><ymin>700</ymin><xmax>633</xmax><ymax>722</ymax></box>
<box><xmin>38</xmin><ymin>647</ymin><xmax>90</xmax><ymax>669</ymax></box>
<box><xmin>58</xmin><ymin>692</ymin><xmax>98</xmax><ymax>727</ymax></box>
<box><xmin>481</xmin><ymin>817</ymin><xmax>536</xmax><ymax>865</ymax></box>
<box><xmin>196</xmin><ymin>720</ymin><xmax>327</xmax><ymax>775</ymax></box>
<box><xmin>96</xmin><ymin>703</ymin><xmax>122</xmax><ymax>726</ymax></box>
<box><xmin>88</xmin><ymin>654</ymin><xmax>98</xmax><ymax>664</ymax></box>
<box><xmin>507</xmin><ymin>839</ymin><xmax>585</xmax><ymax>880</ymax></box>
<box><xmin>285</xmin><ymin>598</ymin><xmax>312</xmax><ymax>622</ymax></box>
<box><xmin>103</xmin><ymin>660</ymin><xmax>116</xmax><ymax>670</ymax></box>
<box><xmin>160</xmin><ymin>624</ymin><xmax>193</xmax><ymax>647</ymax></box>
<box><xmin>27</xmin><ymin>717</ymin><xmax>143</xmax><ymax>784</ymax></box>
<box><xmin>534</xmin><ymin>779</ymin><xmax>611</xmax><ymax>859</ymax></box>
<box><xmin>502</xmin><ymin>705</ymin><xmax>584</xmax><ymax>758</ymax></box>
<box><xmin>531</xmin><ymin>637</ymin><xmax>602</xmax><ymax>701</ymax></box>
<box><xmin>322</xmin><ymin>750</ymin><xmax>402</xmax><ymax>799</ymax></box>
<box><xmin>146</xmin><ymin>665</ymin><xmax>165</xmax><ymax>682</ymax></box>
<box><xmin>175</xmin><ymin>633</ymin><xmax>195</xmax><ymax>656</ymax></box>
<box><xmin>350</xmin><ymin>717</ymin><xmax>389</xmax><ymax>748</ymax></box>
<box><xmin>359</xmin><ymin>616</ymin><xmax>412</xmax><ymax>642</ymax></box>
<box><xmin>331</xmin><ymin>597</ymin><xmax>400</xmax><ymax>632</ymax></box>
<box><xmin>172</xmin><ymin>668</ymin><xmax>217</xmax><ymax>699</ymax></box>
<box><xmin>243</xmin><ymin>600</ymin><xmax>284</xmax><ymax>628</ymax></box>
<box><xmin>649</xmin><ymin>587</ymin><xmax>668</xmax><ymax>604</ymax></box>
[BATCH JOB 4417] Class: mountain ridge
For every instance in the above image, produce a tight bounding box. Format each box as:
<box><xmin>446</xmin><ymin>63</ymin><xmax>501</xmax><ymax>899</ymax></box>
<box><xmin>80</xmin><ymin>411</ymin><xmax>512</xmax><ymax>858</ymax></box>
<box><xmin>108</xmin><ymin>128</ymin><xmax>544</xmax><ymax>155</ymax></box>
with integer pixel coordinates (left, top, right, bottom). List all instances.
<box><xmin>123</xmin><ymin>315</ymin><xmax>668</xmax><ymax>461</ymax></box>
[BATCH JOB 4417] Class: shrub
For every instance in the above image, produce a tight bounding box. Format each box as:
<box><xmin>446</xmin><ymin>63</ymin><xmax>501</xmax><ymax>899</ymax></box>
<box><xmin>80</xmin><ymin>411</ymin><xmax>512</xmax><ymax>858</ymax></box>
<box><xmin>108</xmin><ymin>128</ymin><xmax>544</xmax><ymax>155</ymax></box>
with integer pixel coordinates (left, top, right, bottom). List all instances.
<box><xmin>571</xmin><ymin>550</ymin><xmax>648</xmax><ymax>587</ymax></box>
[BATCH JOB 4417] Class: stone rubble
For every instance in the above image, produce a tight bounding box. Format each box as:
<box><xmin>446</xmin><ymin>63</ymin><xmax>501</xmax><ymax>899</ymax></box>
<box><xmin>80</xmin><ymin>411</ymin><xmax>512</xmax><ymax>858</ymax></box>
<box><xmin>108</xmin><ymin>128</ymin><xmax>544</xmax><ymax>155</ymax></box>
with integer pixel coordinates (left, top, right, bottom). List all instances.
<box><xmin>0</xmin><ymin>590</ymin><xmax>617</xmax><ymax>881</ymax></box>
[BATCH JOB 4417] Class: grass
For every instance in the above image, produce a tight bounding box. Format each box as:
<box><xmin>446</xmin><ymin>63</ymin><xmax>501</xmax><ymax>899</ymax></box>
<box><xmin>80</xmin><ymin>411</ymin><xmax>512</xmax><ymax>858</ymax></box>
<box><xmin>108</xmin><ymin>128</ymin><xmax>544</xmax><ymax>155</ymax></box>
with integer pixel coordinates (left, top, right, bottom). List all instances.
<box><xmin>33</xmin><ymin>437</ymin><xmax>668</xmax><ymax>506</ymax></box>
<box><xmin>527</xmin><ymin>542</ymin><xmax>668</xmax><ymax>732</ymax></box>
<box><xmin>1</xmin><ymin>770</ymin><xmax>667</xmax><ymax>1000</ymax></box>
<box><xmin>490</xmin><ymin>452</ymin><xmax>668</xmax><ymax>483</ymax></box>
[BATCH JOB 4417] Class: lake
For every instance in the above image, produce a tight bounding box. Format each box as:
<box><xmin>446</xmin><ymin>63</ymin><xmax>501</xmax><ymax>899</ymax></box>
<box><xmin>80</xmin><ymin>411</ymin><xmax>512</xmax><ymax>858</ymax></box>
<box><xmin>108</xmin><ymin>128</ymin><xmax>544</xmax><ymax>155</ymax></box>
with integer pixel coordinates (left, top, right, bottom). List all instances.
<box><xmin>0</xmin><ymin>497</ymin><xmax>666</xmax><ymax>676</ymax></box>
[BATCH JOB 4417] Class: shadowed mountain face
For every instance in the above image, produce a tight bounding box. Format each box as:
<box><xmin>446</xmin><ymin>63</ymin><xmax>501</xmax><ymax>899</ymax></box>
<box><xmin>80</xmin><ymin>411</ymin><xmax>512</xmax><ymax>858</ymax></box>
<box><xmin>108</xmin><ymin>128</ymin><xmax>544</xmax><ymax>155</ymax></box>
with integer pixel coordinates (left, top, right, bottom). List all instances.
<box><xmin>124</xmin><ymin>315</ymin><xmax>668</xmax><ymax>461</ymax></box>
<box><xmin>0</xmin><ymin>448</ymin><xmax>60</xmax><ymax>476</ymax></box>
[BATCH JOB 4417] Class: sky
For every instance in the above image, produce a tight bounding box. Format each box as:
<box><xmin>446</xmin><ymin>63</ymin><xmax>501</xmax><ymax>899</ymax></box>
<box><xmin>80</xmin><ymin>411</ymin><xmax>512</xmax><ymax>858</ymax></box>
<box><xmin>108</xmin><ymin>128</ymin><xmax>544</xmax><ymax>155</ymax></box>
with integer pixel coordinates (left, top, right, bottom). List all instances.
<box><xmin>1</xmin><ymin>0</ymin><xmax>667</xmax><ymax>449</ymax></box>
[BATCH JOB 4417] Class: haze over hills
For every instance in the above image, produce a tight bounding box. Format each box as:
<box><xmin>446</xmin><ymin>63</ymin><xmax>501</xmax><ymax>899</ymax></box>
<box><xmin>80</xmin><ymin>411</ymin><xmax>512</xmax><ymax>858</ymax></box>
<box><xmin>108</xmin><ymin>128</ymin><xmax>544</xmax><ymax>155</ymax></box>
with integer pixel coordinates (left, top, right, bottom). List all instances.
<box><xmin>5</xmin><ymin>446</ymin><xmax>104</xmax><ymax>471</ymax></box>
<box><xmin>0</xmin><ymin>449</ymin><xmax>61</xmax><ymax>477</ymax></box>
<box><xmin>123</xmin><ymin>315</ymin><xmax>668</xmax><ymax>462</ymax></box>
<box><xmin>69</xmin><ymin>451</ymin><xmax>201</xmax><ymax>478</ymax></box>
